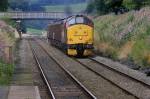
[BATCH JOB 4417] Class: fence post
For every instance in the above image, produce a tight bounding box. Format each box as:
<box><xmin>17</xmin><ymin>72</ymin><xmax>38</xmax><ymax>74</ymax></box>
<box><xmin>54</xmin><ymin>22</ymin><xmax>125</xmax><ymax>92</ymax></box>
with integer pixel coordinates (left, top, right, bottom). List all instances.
<box><xmin>4</xmin><ymin>46</ymin><xmax>13</xmax><ymax>64</ymax></box>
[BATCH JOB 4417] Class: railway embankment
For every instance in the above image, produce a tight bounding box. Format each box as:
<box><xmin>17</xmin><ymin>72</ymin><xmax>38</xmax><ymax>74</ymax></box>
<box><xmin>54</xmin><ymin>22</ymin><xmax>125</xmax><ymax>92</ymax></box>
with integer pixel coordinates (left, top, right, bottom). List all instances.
<box><xmin>94</xmin><ymin>7</ymin><xmax>150</xmax><ymax>74</ymax></box>
<box><xmin>0</xmin><ymin>19</ymin><xmax>18</xmax><ymax>85</ymax></box>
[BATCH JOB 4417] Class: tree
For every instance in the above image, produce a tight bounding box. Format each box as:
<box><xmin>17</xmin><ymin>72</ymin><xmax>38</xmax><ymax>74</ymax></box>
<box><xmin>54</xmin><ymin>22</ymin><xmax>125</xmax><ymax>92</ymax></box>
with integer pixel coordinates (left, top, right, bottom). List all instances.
<box><xmin>95</xmin><ymin>0</ymin><xmax>107</xmax><ymax>14</ymax></box>
<box><xmin>133</xmin><ymin>0</ymin><xmax>143</xmax><ymax>10</ymax></box>
<box><xmin>86</xmin><ymin>0</ymin><xmax>124</xmax><ymax>14</ymax></box>
<box><xmin>0</xmin><ymin>0</ymin><xmax>8</xmax><ymax>11</ymax></box>
<box><xmin>87</xmin><ymin>0</ymin><xmax>150</xmax><ymax>15</ymax></box>
<box><xmin>123</xmin><ymin>0</ymin><xmax>146</xmax><ymax>10</ymax></box>
<box><xmin>86</xmin><ymin>1</ymin><xmax>95</xmax><ymax>13</ymax></box>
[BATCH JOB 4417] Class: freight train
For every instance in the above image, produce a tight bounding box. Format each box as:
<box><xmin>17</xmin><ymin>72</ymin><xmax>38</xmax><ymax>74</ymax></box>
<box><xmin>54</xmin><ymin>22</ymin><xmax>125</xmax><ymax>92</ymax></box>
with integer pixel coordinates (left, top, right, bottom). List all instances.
<box><xmin>47</xmin><ymin>15</ymin><xmax>94</xmax><ymax>56</ymax></box>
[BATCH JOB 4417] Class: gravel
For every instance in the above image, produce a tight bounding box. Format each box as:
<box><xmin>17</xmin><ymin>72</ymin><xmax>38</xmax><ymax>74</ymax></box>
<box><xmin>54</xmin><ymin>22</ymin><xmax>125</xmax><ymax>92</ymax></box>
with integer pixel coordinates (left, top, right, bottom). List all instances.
<box><xmin>78</xmin><ymin>58</ymin><xmax>150</xmax><ymax>99</ymax></box>
<box><xmin>37</xmin><ymin>39</ymin><xmax>136</xmax><ymax>99</ymax></box>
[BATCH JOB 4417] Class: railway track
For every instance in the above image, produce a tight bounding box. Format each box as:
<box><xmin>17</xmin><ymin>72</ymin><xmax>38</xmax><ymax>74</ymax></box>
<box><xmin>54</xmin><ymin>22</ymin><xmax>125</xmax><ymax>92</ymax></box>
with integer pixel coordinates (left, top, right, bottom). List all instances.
<box><xmin>38</xmin><ymin>38</ymin><xmax>150</xmax><ymax>98</ymax></box>
<box><xmin>28</xmin><ymin>39</ymin><xmax>97</xmax><ymax>99</ymax></box>
<box><xmin>75</xmin><ymin>57</ymin><xmax>150</xmax><ymax>99</ymax></box>
<box><xmin>35</xmin><ymin>38</ymin><xmax>138</xmax><ymax>99</ymax></box>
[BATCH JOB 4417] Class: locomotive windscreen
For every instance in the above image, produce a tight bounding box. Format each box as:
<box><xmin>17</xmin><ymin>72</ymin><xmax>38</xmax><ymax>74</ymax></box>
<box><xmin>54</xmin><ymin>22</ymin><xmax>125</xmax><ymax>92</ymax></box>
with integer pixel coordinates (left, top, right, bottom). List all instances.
<box><xmin>66</xmin><ymin>15</ymin><xmax>93</xmax><ymax>27</ymax></box>
<box><xmin>76</xmin><ymin>17</ymin><xmax>84</xmax><ymax>23</ymax></box>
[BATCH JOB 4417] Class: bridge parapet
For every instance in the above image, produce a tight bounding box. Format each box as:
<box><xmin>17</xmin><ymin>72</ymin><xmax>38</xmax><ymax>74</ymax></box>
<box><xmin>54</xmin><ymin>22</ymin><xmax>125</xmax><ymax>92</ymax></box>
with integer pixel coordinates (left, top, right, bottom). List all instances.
<box><xmin>0</xmin><ymin>12</ymin><xmax>86</xmax><ymax>19</ymax></box>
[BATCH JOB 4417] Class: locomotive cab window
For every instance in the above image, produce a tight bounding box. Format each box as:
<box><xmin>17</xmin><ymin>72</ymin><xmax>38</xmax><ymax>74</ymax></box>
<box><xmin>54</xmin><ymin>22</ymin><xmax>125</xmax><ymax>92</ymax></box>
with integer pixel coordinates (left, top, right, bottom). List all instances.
<box><xmin>66</xmin><ymin>15</ymin><xmax>93</xmax><ymax>27</ymax></box>
<box><xmin>76</xmin><ymin>17</ymin><xmax>84</xmax><ymax>23</ymax></box>
<box><xmin>68</xmin><ymin>18</ymin><xmax>75</xmax><ymax>25</ymax></box>
<box><xmin>66</xmin><ymin>17</ymin><xmax>75</xmax><ymax>27</ymax></box>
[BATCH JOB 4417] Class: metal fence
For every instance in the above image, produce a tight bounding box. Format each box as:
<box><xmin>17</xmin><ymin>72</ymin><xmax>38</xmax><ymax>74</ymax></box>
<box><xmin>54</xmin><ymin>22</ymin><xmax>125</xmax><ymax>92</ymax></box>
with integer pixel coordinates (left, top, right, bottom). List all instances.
<box><xmin>0</xmin><ymin>45</ymin><xmax>13</xmax><ymax>64</ymax></box>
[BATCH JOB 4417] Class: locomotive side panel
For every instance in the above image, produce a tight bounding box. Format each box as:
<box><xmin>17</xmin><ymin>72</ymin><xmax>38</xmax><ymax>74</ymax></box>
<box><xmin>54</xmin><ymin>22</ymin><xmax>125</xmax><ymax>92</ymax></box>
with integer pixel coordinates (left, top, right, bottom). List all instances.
<box><xmin>47</xmin><ymin>25</ymin><xmax>54</xmax><ymax>40</ymax></box>
<box><xmin>47</xmin><ymin>23</ymin><xmax>67</xmax><ymax>49</ymax></box>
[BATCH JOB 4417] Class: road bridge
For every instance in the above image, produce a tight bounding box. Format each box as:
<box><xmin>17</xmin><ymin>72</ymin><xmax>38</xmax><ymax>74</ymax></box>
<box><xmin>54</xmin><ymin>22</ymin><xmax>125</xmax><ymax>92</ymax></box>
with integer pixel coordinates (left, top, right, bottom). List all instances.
<box><xmin>0</xmin><ymin>12</ymin><xmax>85</xmax><ymax>20</ymax></box>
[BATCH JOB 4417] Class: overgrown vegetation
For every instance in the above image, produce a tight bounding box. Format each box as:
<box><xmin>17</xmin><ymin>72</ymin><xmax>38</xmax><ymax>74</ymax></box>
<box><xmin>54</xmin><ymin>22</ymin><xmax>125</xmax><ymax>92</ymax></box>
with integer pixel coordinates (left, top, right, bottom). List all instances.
<box><xmin>1</xmin><ymin>17</ymin><xmax>16</xmax><ymax>28</ymax></box>
<box><xmin>0</xmin><ymin>22</ymin><xmax>16</xmax><ymax>46</ymax></box>
<box><xmin>87</xmin><ymin>0</ymin><xmax>150</xmax><ymax>14</ymax></box>
<box><xmin>0</xmin><ymin>20</ymin><xmax>16</xmax><ymax>85</ymax></box>
<box><xmin>0</xmin><ymin>0</ymin><xmax>8</xmax><ymax>11</ymax></box>
<box><xmin>0</xmin><ymin>61</ymin><xmax>14</xmax><ymax>85</ymax></box>
<box><xmin>94</xmin><ymin>7</ymin><xmax>150</xmax><ymax>67</ymax></box>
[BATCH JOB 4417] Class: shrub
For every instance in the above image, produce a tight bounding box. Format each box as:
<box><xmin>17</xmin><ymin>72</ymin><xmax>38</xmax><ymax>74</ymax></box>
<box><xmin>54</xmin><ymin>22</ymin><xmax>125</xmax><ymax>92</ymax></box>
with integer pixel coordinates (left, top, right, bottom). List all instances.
<box><xmin>130</xmin><ymin>39</ymin><xmax>150</xmax><ymax>66</ymax></box>
<box><xmin>0</xmin><ymin>60</ymin><xmax>14</xmax><ymax>85</ymax></box>
<box><xmin>94</xmin><ymin>7</ymin><xmax>150</xmax><ymax>67</ymax></box>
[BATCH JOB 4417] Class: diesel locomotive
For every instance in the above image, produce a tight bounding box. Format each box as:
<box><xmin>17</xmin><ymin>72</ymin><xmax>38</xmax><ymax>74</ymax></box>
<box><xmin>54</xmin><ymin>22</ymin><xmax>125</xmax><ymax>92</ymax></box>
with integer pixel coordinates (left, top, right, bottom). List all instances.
<box><xmin>47</xmin><ymin>15</ymin><xmax>94</xmax><ymax>56</ymax></box>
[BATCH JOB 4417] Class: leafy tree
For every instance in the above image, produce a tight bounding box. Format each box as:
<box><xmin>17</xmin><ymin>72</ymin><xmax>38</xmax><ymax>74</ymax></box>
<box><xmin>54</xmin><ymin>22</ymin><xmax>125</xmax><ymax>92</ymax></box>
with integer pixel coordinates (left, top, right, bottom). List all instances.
<box><xmin>86</xmin><ymin>1</ymin><xmax>95</xmax><ymax>13</ymax></box>
<box><xmin>123</xmin><ymin>0</ymin><xmax>149</xmax><ymax>10</ymax></box>
<box><xmin>107</xmin><ymin>0</ymin><xmax>123</xmax><ymax>9</ymax></box>
<box><xmin>123</xmin><ymin>0</ymin><xmax>136</xmax><ymax>10</ymax></box>
<box><xmin>0</xmin><ymin>0</ymin><xmax>8</xmax><ymax>11</ymax></box>
<box><xmin>95</xmin><ymin>0</ymin><xmax>107</xmax><ymax>14</ymax></box>
<box><xmin>145</xmin><ymin>0</ymin><xmax>150</xmax><ymax>5</ymax></box>
<box><xmin>107</xmin><ymin>0</ymin><xmax>124</xmax><ymax>14</ymax></box>
<box><xmin>87</xmin><ymin>0</ymin><xmax>150</xmax><ymax>15</ymax></box>
<box><xmin>87</xmin><ymin>0</ymin><xmax>124</xmax><ymax>14</ymax></box>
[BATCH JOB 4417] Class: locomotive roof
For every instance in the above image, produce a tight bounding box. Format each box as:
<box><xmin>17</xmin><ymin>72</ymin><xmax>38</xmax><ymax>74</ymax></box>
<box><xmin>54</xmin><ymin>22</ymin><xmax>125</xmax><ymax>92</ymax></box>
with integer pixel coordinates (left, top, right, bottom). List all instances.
<box><xmin>48</xmin><ymin>14</ymin><xmax>91</xmax><ymax>26</ymax></box>
<box><xmin>55</xmin><ymin>15</ymin><xmax>88</xmax><ymax>22</ymax></box>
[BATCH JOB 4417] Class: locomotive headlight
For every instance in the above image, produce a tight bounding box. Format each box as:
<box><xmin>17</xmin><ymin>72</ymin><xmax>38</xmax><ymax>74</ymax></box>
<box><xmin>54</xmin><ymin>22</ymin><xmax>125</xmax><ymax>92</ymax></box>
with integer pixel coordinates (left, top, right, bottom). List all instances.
<box><xmin>79</xmin><ymin>36</ymin><xmax>83</xmax><ymax>40</ymax></box>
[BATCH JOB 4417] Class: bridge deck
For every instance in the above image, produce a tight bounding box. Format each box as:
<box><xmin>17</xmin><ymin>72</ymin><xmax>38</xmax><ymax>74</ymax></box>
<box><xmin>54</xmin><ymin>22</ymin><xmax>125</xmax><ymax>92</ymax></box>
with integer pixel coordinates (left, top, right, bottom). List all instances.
<box><xmin>0</xmin><ymin>12</ymin><xmax>85</xmax><ymax>19</ymax></box>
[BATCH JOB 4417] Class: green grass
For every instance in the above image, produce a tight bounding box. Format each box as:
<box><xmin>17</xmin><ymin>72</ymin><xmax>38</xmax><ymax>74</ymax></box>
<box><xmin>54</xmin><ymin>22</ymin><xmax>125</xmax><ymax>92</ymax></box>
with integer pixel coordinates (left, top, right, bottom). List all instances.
<box><xmin>27</xmin><ymin>28</ymin><xmax>45</xmax><ymax>35</ymax></box>
<box><xmin>131</xmin><ymin>39</ymin><xmax>150</xmax><ymax>66</ymax></box>
<box><xmin>0</xmin><ymin>61</ymin><xmax>14</xmax><ymax>85</ymax></box>
<box><xmin>44</xmin><ymin>3</ymin><xmax>88</xmax><ymax>12</ymax></box>
<box><xmin>94</xmin><ymin>7</ymin><xmax>150</xmax><ymax>67</ymax></box>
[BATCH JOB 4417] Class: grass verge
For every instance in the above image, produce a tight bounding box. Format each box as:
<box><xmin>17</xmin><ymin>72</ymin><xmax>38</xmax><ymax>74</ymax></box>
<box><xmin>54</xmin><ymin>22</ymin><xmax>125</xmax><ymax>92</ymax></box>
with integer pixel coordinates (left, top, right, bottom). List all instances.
<box><xmin>94</xmin><ymin>7</ymin><xmax>150</xmax><ymax>67</ymax></box>
<box><xmin>0</xmin><ymin>61</ymin><xmax>14</xmax><ymax>85</ymax></box>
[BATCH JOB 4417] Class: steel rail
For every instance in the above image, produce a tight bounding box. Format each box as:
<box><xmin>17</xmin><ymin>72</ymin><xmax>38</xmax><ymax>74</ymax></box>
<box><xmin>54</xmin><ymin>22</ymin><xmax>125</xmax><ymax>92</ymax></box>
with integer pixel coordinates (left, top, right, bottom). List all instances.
<box><xmin>74</xmin><ymin>58</ymin><xmax>139</xmax><ymax>99</ymax></box>
<box><xmin>37</xmin><ymin>38</ymin><xmax>146</xmax><ymax>98</ymax></box>
<box><xmin>90</xmin><ymin>57</ymin><xmax>150</xmax><ymax>87</ymax></box>
<box><xmin>28</xmin><ymin>40</ymin><xmax>56</xmax><ymax>99</ymax></box>
<box><xmin>35</xmin><ymin>39</ymin><xmax>97</xmax><ymax>99</ymax></box>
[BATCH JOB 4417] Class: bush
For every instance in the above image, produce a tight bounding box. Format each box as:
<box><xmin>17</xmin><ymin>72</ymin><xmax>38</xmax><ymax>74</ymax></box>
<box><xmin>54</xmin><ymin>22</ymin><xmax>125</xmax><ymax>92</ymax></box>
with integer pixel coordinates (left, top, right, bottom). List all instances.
<box><xmin>94</xmin><ymin>7</ymin><xmax>150</xmax><ymax>67</ymax></box>
<box><xmin>0</xmin><ymin>61</ymin><xmax>14</xmax><ymax>85</ymax></box>
<box><xmin>0</xmin><ymin>0</ymin><xmax>8</xmax><ymax>11</ymax></box>
<box><xmin>2</xmin><ymin>17</ymin><xmax>16</xmax><ymax>28</ymax></box>
<box><xmin>123</xmin><ymin>0</ymin><xmax>137</xmax><ymax>10</ymax></box>
<box><xmin>131</xmin><ymin>39</ymin><xmax>150</xmax><ymax>66</ymax></box>
<box><xmin>86</xmin><ymin>2</ymin><xmax>95</xmax><ymax>13</ymax></box>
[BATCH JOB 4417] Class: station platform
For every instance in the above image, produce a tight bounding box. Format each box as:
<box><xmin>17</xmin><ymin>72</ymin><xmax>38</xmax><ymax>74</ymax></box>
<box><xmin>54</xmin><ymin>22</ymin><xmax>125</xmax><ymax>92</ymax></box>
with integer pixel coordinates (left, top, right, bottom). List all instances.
<box><xmin>7</xmin><ymin>86</ymin><xmax>41</xmax><ymax>99</ymax></box>
<box><xmin>0</xmin><ymin>87</ymin><xmax>9</xmax><ymax>99</ymax></box>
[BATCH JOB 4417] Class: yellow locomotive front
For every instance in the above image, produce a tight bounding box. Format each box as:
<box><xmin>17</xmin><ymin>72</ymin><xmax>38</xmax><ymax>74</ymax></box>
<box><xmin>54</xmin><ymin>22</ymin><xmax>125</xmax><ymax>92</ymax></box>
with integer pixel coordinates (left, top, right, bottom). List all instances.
<box><xmin>65</xmin><ymin>15</ymin><xmax>94</xmax><ymax>56</ymax></box>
